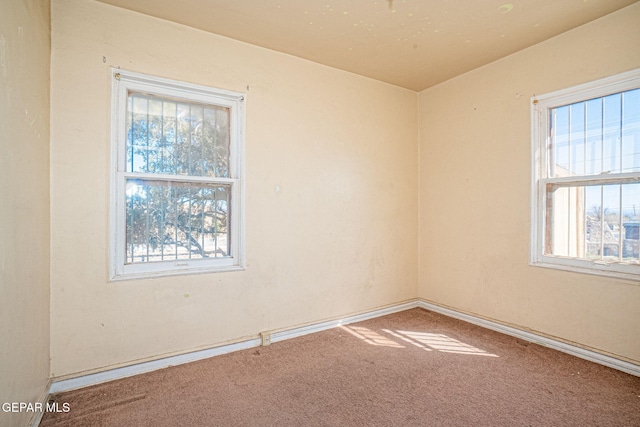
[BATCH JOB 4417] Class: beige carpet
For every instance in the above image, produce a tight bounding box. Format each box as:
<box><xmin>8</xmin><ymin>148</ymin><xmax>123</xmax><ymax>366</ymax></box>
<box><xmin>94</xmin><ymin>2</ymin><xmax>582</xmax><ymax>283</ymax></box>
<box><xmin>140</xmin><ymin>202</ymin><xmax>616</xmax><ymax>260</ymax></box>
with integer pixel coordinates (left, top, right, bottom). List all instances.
<box><xmin>40</xmin><ymin>308</ymin><xmax>640</xmax><ymax>426</ymax></box>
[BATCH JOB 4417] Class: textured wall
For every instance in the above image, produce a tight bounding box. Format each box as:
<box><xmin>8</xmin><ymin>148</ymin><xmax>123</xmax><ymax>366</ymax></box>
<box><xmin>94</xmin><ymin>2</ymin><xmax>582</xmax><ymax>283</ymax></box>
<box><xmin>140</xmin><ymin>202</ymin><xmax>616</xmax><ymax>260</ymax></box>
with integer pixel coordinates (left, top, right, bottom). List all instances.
<box><xmin>418</xmin><ymin>4</ymin><xmax>640</xmax><ymax>363</ymax></box>
<box><xmin>0</xmin><ymin>1</ymin><xmax>51</xmax><ymax>426</ymax></box>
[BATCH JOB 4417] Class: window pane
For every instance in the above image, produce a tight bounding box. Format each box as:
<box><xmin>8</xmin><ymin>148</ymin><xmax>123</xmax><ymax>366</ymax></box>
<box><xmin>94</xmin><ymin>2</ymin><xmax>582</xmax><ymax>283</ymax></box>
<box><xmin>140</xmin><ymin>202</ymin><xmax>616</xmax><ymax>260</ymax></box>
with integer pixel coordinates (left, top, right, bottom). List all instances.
<box><xmin>570</xmin><ymin>102</ymin><xmax>585</xmax><ymax>175</ymax></box>
<box><xmin>601</xmin><ymin>184</ymin><xmax>620</xmax><ymax>259</ymax></box>
<box><xmin>547</xmin><ymin>185</ymin><xmax>570</xmax><ymax>256</ymax></box>
<box><xmin>584</xmin><ymin>185</ymin><xmax>602</xmax><ymax>258</ymax></box>
<box><xmin>550</xmin><ymin>106</ymin><xmax>570</xmax><ymax>177</ymax></box>
<box><xmin>585</xmin><ymin>98</ymin><xmax>603</xmax><ymax>175</ymax></box>
<box><xmin>621</xmin><ymin>183</ymin><xmax>640</xmax><ymax>261</ymax></box>
<box><xmin>550</xmin><ymin>89</ymin><xmax>640</xmax><ymax>177</ymax></box>
<box><xmin>603</xmin><ymin>94</ymin><xmax>621</xmax><ymax>173</ymax></box>
<box><xmin>546</xmin><ymin>183</ymin><xmax>639</xmax><ymax>264</ymax></box>
<box><xmin>126</xmin><ymin>93</ymin><xmax>230</xmax><ymax>178</ymax></box>
<box><xmin>125</xmin><ymin>180</ymin><xmax>230</xmax><ymax>263</ymax></box>
<box><xmin>622</xmin><ymin>89</ymin><xmax>640</xmax><ymax>173</ymax></box>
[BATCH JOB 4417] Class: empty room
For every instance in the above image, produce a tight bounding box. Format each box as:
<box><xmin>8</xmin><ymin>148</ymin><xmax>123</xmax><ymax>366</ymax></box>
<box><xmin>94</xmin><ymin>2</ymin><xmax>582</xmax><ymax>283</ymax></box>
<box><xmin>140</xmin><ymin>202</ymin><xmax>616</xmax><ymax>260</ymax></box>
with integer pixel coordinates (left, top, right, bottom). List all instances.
<box><xmin>1</xmin><ymin>0</ymin><xmax>639</xmax><ymax>426</ymax></box>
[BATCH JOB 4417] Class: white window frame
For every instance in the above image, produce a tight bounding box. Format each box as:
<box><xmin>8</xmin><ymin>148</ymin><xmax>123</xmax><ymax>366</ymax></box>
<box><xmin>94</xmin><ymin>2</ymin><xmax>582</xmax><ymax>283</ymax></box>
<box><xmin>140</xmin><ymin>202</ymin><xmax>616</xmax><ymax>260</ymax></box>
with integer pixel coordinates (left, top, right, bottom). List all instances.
<box><xmin>530</xmin><ymin>68</ymin><xmax>640</xmax><ymax>281</ymax></box>
<box><xmin>109</xmin><ymin>68</ymin><xmax>246</xmax><ymax>281</ymax></box>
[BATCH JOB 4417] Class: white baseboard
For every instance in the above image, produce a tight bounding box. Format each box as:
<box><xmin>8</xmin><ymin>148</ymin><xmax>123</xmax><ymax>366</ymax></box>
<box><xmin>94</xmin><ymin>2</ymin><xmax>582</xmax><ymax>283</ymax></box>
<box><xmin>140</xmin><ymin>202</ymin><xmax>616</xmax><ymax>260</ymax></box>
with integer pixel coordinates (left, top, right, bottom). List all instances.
<box><xmin>271</xmin><ymin>300</ymin><xmax>419</xmax><ymax>343</ymax></box>
<box><xmin>49</xmin><ymin>338</ymin><xmax>261</xmax><ymax>394</ymax></box>
<box><xmin>28</xmin><ymin>379</ymin><xmax>51</xmax><ymax>427</ymax></box>
<box><xmin>49</xmin><ymin>298</ymin><xmax>638</xmax><ymax>395</ymax></box>
<box><xmin>49</xmin><ymin>300</ymin><xmax>419</xmax><ymax>394</ymax></box>
<box><xmin>417</xmin><ymin>300</ymin><xmax>640</xmax><ymax>377</ymax></box>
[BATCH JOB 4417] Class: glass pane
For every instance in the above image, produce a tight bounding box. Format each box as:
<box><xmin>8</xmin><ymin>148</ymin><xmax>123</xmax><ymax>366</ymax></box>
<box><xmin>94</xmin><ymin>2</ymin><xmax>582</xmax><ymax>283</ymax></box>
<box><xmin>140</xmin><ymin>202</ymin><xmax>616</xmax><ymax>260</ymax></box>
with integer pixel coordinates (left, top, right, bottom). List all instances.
<box><xmin>584</xmin><ymin>185</ymin><xmax>602</xmax><ymax>258</ymax></box>
<box><xmin>570</xmin><ymin>103</ymin><xmax>585</xmax><ymax>175</ymax></box>
<box><xmin>547</xmin><ymin>185</ymin><xmax>570</xmax><ymax>256</ymax></box>
<box><xmin>603</xmin><ymin>94</ymin><xmax>621</xmax><ymax>173</ymax></box>
<box><xmin>622</xmin><ymin>183</ymin><xmax>640</xmax><ymax>261</ymax></box>
<box><xmin>551</xmin><ymin>106</ymin><xmax>570</xmax><ymax>177</ymax></box>
<box><xmin>549</xmin><ymin>88</ymin><xmax>640</xmax><ymax>177</ymax></box>
<box><xmin>602</xmin><ymin>184</ymin><xmax>620</xmax><ymax>259</ymax></box>
<box><xmin>125</xmin><ymin>180</ymin><xmax>230</xmax><ymax>263</ymax></box>
<box><xmin>622</xmin><ymin>89</ymin><xmax>640</xmax><ymax>173</ymax></box>
<box><xmin>126</xmin><ymin>93</ymin><xmax>230</xmax><ymax>178</ymax></box>
<box><xmin>546</xmin><ymin>183</ymin><xmax>639</xmax><ymax>264</ymax></box>
<box><xmin>585</xmin><ymin>98</ymin><xmax>603</xmax><ymax>175</ymax></box>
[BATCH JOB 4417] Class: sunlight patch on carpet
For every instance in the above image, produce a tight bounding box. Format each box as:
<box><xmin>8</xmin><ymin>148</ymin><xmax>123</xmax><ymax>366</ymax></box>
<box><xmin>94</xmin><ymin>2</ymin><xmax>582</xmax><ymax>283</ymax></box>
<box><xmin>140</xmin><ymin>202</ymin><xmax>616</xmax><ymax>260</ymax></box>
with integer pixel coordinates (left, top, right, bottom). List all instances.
<box><xmin>340</xmin><ymin>325</ymin><xmax>405</xmax><ymax>348</ymax></box>
<box><xmin>391</xmin><ymin>330</ymin><xmax>499</xmax><ymax>357</ymax></box>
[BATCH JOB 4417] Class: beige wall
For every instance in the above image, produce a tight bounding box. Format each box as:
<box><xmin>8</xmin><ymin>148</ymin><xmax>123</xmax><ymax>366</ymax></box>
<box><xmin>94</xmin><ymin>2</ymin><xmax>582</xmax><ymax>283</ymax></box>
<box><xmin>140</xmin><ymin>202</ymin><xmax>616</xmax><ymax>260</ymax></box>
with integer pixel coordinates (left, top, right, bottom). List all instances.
<box><xmin>0</xmin><ymin>0</ymin><xmax>51</xmax><ymax>425</ymax></box>
<box><xmin>45</xmin><ymin>0</ymin><xmax>640</xmax><ymax>383</ymax></box>
<box><xmin>419</xmin><ymin>4</ymin><xmax>640</xmax><ymax>363</ymax></box>
<box><xmin>50</xmin><ymin>0</ymin><xmax>418</xmax><ymax>377</ymax></box>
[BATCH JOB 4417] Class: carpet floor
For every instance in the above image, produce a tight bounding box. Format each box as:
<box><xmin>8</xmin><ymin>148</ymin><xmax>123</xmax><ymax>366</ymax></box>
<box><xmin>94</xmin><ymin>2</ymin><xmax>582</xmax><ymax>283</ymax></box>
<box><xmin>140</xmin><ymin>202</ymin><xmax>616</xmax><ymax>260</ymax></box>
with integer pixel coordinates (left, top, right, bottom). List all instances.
<box><xmin>40</xmin><ymin>308</ymin><xmax>640</xmax><ymax>426</ymax></box>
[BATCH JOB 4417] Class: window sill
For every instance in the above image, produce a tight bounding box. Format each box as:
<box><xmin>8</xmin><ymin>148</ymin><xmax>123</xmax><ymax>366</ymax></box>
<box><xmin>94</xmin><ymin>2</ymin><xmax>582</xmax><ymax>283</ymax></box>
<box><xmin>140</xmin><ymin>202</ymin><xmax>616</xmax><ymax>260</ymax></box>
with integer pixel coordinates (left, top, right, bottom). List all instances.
<box><xmin>109</xmin><ymin>263</ymin><xmax>246</xmax><ymax>282</ymax></box>
<box><xmin>529</xmin><ymin>258</ymin><xmax>640</xmax><ymax>283</ymax></box>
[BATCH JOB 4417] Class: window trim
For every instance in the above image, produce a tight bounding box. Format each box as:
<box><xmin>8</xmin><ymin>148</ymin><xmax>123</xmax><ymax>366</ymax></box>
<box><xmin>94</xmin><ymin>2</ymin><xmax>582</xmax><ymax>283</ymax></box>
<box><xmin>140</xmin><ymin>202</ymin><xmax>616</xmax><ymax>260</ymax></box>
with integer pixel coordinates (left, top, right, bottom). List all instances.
<box><xmin>530</xmin><ymin>68</ymin><xmax>640</xmax><ymax>282</ymax></box>
<box><xmin>109</xmin><ymin>68</ymin><xmax>246</xmax><ymax>281</ymax></box>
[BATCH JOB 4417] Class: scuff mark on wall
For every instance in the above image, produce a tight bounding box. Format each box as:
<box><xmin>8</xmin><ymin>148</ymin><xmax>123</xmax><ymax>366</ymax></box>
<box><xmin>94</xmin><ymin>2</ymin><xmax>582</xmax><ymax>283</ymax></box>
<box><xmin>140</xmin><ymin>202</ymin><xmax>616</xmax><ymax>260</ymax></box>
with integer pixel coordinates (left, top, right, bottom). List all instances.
<box><xmin>365</xmin><ymin>247</ymin><xmax>385</xmax><ymax>290</ymax></box>
<box><xmin>29</xmin><ymin>109</ymin><xmax>42</xmax><ymax>127</ymax></box>
<box><xmin>0</xmin><ymin>35</ymin><xmax>7</xmax><ymax>78</ymax></box>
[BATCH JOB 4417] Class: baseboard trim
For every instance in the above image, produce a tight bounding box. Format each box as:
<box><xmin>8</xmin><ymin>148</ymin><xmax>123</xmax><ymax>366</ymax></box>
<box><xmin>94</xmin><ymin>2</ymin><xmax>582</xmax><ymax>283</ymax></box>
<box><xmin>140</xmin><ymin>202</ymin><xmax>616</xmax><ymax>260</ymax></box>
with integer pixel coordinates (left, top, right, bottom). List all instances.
<box><xmin>49</xmin><ymin>338</ymin><xmax>260</xmax><ymax>394</ymax></box>
<box><xmin>28</xmin><ymin>379</ymin><xmax>52</xmax><ymax>427</ymax></box>
<box><xmin>417</xmin><ymin>300</ymin><xmax>640</xmax><ymax>377</ymax></box>
<box><xmin>49</xmin><ymin>300</ymin><xmax>419</xmax><ymax>394</ymax></box>
<box><xmin>49</xmin><ymin>298</ymin><xmax>638</xmax><ymax>394</ymax></box>
<box><xmin>271</xmin><ymin>300</ymin><xmax>419</xmax><ymax>343</ymax></box>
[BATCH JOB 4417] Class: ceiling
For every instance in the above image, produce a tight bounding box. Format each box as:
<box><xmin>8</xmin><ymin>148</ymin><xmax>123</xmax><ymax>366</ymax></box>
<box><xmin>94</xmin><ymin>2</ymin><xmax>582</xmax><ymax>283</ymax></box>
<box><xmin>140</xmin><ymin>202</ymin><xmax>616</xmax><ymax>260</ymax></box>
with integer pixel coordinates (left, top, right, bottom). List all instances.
<box><xmin>96</xmin><ymin>0</ymin><xmax>639</xmax><ymax>91</ymax></box>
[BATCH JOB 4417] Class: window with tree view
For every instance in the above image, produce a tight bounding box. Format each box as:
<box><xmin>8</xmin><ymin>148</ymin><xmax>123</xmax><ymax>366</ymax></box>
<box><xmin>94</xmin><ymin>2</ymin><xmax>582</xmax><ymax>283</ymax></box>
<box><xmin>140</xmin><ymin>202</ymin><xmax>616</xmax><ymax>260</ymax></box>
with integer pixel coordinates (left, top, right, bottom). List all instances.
<box><xmin>111</xmin><ymin>70</ymin><xmax>245</xmax><ymax>280</ymax></box>
<box><xmin>531</xmin><ymin>69</ymin><xmax>640</xmax><ymax>280</ymax></box>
